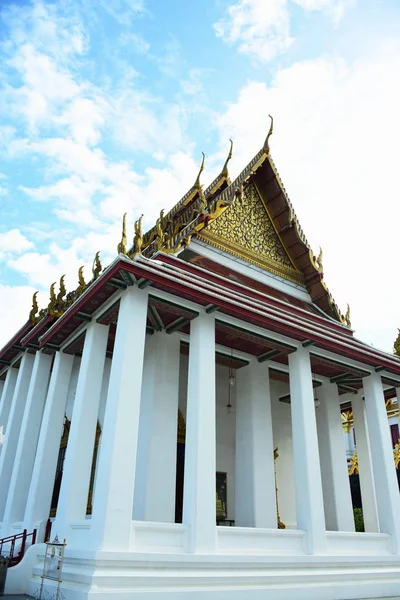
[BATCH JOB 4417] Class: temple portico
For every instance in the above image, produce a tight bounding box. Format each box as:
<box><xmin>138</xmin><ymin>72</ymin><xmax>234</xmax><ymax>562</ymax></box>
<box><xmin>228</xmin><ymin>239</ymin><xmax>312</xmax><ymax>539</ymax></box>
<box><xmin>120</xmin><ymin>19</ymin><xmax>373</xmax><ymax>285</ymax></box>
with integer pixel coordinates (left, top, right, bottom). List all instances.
<box><xmin>1</xmin><ymin>134</ymin><xmax>400</xmax><ymax>599</ymax></box>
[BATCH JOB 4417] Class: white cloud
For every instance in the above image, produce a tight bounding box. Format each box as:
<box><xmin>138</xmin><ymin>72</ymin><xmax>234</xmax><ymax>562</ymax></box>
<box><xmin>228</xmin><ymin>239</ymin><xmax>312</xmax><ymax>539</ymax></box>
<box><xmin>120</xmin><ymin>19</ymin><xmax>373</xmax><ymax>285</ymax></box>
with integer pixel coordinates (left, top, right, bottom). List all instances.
<box><xmin>214</xmin><ymin>0</ymin><xmax>356</xmax><ymax>62</ymax></box>
<box><xmin>0</xmin><ymin>229</ymin><xmax>34</xmax><ymax>259</ymax></box>
<box><xmin>0</xmin><ymin>285</ymin><xmax>38</xmax><ymax>348</ymax></box>
<box><xmin>214</xmin><ymin>40</ymin><xmax>400</xmax><ymax>352</ymax></box>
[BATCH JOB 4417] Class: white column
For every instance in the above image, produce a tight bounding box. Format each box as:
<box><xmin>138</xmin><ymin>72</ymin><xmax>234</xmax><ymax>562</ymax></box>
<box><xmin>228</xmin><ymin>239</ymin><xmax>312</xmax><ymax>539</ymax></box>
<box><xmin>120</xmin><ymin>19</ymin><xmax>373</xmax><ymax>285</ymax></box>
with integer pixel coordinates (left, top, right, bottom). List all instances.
<box><xmin>363</xmin><ymin>373</ymin><xmax>400</xmax><ymax>551</ymax></box>
<box><xmin>183</xmin><ymin>312</ymin><xmax>216</xmax><ymax>553</ymax></box>
<box><xmin>3</xmin><ymin>352</ymin><xmax>53</xmax><ymax>530</ymax></box>
<box><xmin>235</xmin><ymin>360</ymin><xmax>276</xmax><ymax>528</ymax></box>
<box><xmin>0</xmin><ymin>368</ymin><xmax>18</xmax><ymax>452</ymax></box>
<box><xmin>0</xmin><ymin>353</ymin><xmax>35</xmax><ymax>520</ymax></box>
<box><xmin>133</xmin><ymin>334</ymin><xmax>157</xmax><ymax>521</ymax></box>
<box><xmin>0</xmin><ymin>380</ymin><xmax>4</xmax><ymax>404</ymax></box>
<box><xmin>288</xmin><ymin>347</ymin><xmax>326</xmax><ymax>554</ymax></box>
<box><xmin>135</xmin><ymin>331</ymin><xmax>180</xmax><ymax>523</ymax></box>
<box><xmin>54</xmin><ymin>322</ymin><xmax>109</xmax><ymax>532</ymax></box>
<box><xmin>24</xmin><ymin>352</ymin><xmax>74</xmax><ymax>533</ymax></box>
<box><xmin>316</xmin><ymin>382</ymin><xmax>355</xmax><ymax>532</ymax></box>
<box><xmin>91</xmin><ymin>287</ymin><xmax>148</xmax><ymax>551</ymax></box>
<box><xmin>351</xmin><ymin>391</ymin><xmax>379</xmax><ymax>532</ymax></box>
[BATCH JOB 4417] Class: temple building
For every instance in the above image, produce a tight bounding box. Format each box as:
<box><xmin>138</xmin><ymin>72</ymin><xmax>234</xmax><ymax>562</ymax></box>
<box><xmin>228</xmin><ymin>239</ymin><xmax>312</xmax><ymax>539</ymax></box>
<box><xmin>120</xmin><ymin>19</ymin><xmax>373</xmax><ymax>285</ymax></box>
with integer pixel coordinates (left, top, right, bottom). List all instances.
<box><xmin>0</xmin><ymin>122</ymin><xmax>400</xmax><ymax>600</ymax></box>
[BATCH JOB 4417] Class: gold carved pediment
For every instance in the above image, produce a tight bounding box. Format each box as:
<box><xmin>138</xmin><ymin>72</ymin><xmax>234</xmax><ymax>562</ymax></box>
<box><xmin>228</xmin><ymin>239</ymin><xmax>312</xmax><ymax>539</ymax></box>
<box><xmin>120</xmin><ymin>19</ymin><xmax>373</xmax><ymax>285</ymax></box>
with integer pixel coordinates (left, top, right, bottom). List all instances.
<box><xmin>199</xmin><ymin>181</ymin><xmax>303</xmax><ymax>284</ymax></box>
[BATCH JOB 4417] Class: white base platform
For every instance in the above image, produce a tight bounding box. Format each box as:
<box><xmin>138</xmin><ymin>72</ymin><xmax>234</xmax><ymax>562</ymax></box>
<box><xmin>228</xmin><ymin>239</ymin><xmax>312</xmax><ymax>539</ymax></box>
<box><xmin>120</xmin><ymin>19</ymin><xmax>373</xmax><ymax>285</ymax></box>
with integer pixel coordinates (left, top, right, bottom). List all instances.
<box><xmin>10</xmin><ymin>548</ymin><xmax>400</xmax><ymax>600</ymax></box>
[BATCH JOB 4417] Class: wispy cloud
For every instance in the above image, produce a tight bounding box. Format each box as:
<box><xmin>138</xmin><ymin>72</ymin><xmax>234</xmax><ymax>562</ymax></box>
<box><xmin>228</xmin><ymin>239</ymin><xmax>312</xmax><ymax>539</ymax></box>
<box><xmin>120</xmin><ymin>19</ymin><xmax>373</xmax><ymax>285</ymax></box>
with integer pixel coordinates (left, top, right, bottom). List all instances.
<box><xmin>214</xmin><ymin>0</ymin><xmax>357</xmax><ymax>62</ymax></box>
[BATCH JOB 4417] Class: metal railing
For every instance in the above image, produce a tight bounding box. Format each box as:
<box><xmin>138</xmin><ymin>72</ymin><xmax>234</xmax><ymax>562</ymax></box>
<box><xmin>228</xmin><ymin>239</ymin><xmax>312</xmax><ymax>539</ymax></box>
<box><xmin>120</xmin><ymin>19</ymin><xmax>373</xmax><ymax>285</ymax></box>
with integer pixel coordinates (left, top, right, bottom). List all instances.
<box><xmin>0</xmin><ymin>528</ymin><xmax>37</xmax><ymax>567</ymax></box>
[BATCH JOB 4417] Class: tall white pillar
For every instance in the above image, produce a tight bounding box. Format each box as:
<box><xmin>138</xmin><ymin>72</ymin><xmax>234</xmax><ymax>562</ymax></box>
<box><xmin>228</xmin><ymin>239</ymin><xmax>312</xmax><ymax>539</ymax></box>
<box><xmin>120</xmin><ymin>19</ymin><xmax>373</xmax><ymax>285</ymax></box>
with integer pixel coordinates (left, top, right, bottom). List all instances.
<box><xmin>0</xmin><ymin>380</ymin><xmax>4</xmax><ymax>403</ymax></box>
<box><xmin>24</xmin><ymin>352</ymin><xmax>74</xmax><ymax>533</ymax></box>
<box><xmin>235</xmin><ymin>360</ymin><xmax>276</xmax><ymax>528</ymax></box>
<box><xmin>3</xmin><ymin>352</ymin><xmax>53</xmax><ymax>530</ymax></box>
<box><xmin>0</xmin><ymin>353</ymin><xmax>35</xmax><ymax>520</ymax></box>
<box><xmin>133</xmin><ymin>334</ymin><xmax>157</xmax><ymax>521</ymax></box>
<box><xmin>288</xmin><ymin>347</ymin><xmax>326</xmax><ymax>554</ymax></box>
<box><xmin>183</xmin><ymin>312</ymin><xmax>216</xmax><ymax>553</ymax></box>
<box><xmin>135</xmin><ymin>332</ymin><xmax>180</xmax><ymax>523</ymax></box>
<box><xmin>316</xmin><ymin>382</ymin><xmax>355</xmax><ymax>532</ymax></box>
<box><xmin>0</xmin><ymin>368</ymin><xmax>18</xmax><ymax>453</ymax></box>
<box><xmin>363</xmin><ymin>373</ymin><xmax>400</xmax><ymax>552</ymax></box>
<box><xmin>351</xmin><ymin>391</ymin><xmax>379</xmax><ymax>532</ymax></box>
<box><xmin>91</xmin><ymin>287</ymin><xmax>148</xmax><ymax>551</ymax></box>
<box><xmin>54</xmin><ymin>322</ymin><xmax>109</xmax><ymax>532</ymax></box>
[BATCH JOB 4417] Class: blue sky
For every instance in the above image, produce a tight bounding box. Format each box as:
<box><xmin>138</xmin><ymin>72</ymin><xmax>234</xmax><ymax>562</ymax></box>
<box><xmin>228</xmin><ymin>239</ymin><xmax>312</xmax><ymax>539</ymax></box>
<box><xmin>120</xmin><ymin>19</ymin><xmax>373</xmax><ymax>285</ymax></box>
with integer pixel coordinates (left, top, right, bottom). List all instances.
<box><xmin>1</xmin><ymin>0</ymin><xmax>400</xmax><ymax>351</ymax></box>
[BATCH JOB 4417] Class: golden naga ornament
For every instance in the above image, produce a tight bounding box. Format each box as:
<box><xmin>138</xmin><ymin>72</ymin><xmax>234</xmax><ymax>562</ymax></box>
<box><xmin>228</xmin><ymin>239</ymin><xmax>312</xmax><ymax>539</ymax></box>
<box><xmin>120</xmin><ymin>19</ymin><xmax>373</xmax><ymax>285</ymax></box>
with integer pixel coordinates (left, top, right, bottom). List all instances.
<box><xmin>92</xmin><ymin>251</ymin><xmax>102</xmax><ymax>279</ymax></box>
<box><xmin>57</xmin><ymin>275</ymin><xmax>66</xmax><ymax>303</ymax></box>
<box><xmin>29</xmin><ymin>291</ymin><xmax>39</xmax><ymax>324</ymax></box>
<box><xmin>48</xmin><ymin>282</ymin><xmax>57</xmax><ymax>313</ymax></box>
<box><xmin>76</xmin><ymin>265</ymin><xmax>86</xmax><ymax>297</ymax></box>
<box><xmin>221</xmin><ymin>139</ymin><xmax>233</xmax><ymax>180</ymax></box>
<box><xmin>393</xmin><ymin>329</ymin><xmax>400</xmax><ymax>356</ymax></box>
<box><xmin>344</xmin><ymin>303</ymin><xmax>352</xmax><ymax>328</ymax></box>
<box><xmin>263</xmin><ymin>114</ymin><xmax>274</xmax><ymax>155</ymax></box>
<box><xmin>194</xmin><ymin>152</ymin><xmax>205</xmax><ymax>190</ymax></box>
<box><xmin>155</xmin><ymin>209</ymin><xmax>165</xmax><ymax>251</ymax></box>
<box><xmin>117</xmin><ymin>213</ymin><xmax>128</xmax><ymax>255</ymax></box>
<box><xmin>133</xmin><ymin>214</ymin><xmax>144</xmax><ymax>255</ymax></box>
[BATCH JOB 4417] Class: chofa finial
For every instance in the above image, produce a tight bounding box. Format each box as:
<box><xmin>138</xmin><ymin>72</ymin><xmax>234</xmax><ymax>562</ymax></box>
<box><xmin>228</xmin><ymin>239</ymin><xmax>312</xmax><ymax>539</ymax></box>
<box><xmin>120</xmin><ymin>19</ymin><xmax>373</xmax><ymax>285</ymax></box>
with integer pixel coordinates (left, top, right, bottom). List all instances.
<box><xmin>345</xmin><ymin>303</ymin><xmax>351</xmax><ymax>328</ymax></box>
<box><xmin>133</xmin><ymin>214</ymin><xmax>144</xmax><ymax>255</ymax></box>
<box><xmin>194</xmin><ymin>152</ymin><xmax>205</xmax><ymax>189</ymax></box>
<box><xmin>393</xmin><ymin>328</ymin><xmax>400</xmax><ymax>356</ymax></box>
<box><xmin>263</xmin><ymin>114</ymin><xmax>274</xmax><ymax>154</ymax></box>
<box><xmin>221</xmin><ymin>139</ymin><xmax>233</xmax><ymax>179</ymax></box>
<box><xmin>29</xmin><ymin>291</ymin><xmax>39</xmax><ymax>323</ymax></box>
<box><xmin>92</xmin><ymin>252</ymin><xmax>102</xmax><ymax>279</ymax></box>
<box><xmin>117</xmin><ymin>213</ymin><xmax>127</xmax><ymax>255</ymax></box>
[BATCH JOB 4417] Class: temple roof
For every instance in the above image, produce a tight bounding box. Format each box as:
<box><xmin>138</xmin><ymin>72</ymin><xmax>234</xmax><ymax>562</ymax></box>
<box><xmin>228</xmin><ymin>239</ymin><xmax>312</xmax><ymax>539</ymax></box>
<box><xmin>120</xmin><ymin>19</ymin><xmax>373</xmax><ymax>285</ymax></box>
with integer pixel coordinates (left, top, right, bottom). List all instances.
<box><xmin>132</xmin><ymin>121</ymin><xmax>345</xmax><ymax>324</ymax></box>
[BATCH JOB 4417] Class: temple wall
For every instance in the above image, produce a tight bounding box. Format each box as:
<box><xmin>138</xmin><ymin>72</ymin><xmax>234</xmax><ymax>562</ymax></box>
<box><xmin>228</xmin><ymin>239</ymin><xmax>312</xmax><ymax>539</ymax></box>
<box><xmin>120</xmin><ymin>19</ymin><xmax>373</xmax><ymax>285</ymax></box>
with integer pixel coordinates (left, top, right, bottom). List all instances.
<box><xmin>64</xmin><ymin>355</ymin><xmax>81</xmax><ymax>420</ymax></box>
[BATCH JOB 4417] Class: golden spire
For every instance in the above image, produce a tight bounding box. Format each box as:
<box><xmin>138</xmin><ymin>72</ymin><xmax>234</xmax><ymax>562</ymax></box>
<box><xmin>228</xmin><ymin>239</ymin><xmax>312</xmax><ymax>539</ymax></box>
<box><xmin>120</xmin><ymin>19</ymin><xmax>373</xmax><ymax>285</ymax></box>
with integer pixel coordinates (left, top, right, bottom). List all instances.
<box><xmin>57</xmin><ymin>275</ymin><xmax>66</xmax><ymax>303</ymax></box>
<box><xmin>263</xmin><ymin>114</ymin><xmax>274</xmax><ymax>154</ymax></box>
<box><xmin>345</xmin><ymin>303</ymin><xmax>351</xmax><ymax>328</ymax></box>
<box><xmin>133</xmin><ymin>214</ymin><xmax>144</xmax><ymax>255</ymax></box>
<box><xmin>394</xmin><ymin>329</ymin><xmax>400</xmax><ymax>356</ymax></box>
<box><xmin>117</xmin><ymin>213</ymin><xmax>127</xmax><ymax>255</ymax></box>
<box><xmin>194</xmin><ymin>152</ymin><xmax>205</xmax><ymax>189</ymax></box>
<box><xmin>92</xmin><ymin>251</ymin><xmax>102</xmax><ymax>279</ymax></box>
<box><xmin>221</xmin><ymin>139</ymin><xmax>233</xmax><ymax>179</ymax></box>
<box><xmin>29</xmin><ymin>291</ymin><xmax>39</xmax><ymax>323</ymax></box>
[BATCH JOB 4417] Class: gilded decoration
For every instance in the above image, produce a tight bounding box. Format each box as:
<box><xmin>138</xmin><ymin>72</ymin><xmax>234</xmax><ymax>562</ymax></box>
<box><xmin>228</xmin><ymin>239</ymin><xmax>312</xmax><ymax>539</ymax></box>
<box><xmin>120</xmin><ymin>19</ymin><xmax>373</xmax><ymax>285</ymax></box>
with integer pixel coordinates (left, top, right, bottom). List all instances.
<box><xmin>394</xmin><ymin>329</ymin><xmax>400</xmax><ymax>356</ymax></box>
<box><xmin>394</xmin><ymin>440</ymin><xmax>400</xmax><ymax>469</ymax></box>
<box><xmin>348</xmin><ymin>451</ymin><xmax>359</xmax><ymax>475</ymax></box>
<box><xmin>200</xmin><ymin>180</ymin><xmax>303</xmax><ymax>284</ymax></box>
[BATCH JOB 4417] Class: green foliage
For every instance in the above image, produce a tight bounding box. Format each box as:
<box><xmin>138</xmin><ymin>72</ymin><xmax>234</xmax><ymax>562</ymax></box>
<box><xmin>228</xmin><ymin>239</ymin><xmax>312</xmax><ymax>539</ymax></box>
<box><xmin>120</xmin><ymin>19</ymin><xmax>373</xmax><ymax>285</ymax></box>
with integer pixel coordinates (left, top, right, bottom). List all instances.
<box><xmin>353</xmin><ymin>508</ymin><xmax>365</xmax><ymax>532</ymax></box>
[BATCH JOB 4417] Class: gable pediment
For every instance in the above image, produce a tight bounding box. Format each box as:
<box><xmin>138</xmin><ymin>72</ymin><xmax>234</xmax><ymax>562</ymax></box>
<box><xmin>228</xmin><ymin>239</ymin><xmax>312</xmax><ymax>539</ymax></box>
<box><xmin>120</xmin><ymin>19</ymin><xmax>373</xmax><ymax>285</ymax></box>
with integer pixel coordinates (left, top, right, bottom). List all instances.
<box><xmin>198</xmin><ymin>181</ymin><xmax>303</xmax><ymax>285</ymax></box>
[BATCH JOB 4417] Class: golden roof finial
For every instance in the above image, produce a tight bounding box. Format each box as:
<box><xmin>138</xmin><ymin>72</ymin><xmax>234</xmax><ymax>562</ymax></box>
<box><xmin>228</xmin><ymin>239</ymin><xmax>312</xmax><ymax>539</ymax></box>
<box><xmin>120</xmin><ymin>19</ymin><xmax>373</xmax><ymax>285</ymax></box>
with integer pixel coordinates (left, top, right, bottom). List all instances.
<box><xmin>393</xmin><ymin>329</ymin><xmax>400</xmax><ymax>356</ymax></box>
<box><xmin>92</xmin><ymin>251</ymin><xmax>102</xmax><ymax>279</ymax></box>
<box><xmin>316</xmin><ymin>247</ymin><xmax>323</xmax><ymax>273</ymax></box>
<box><xmin>78</xmin><ymin>266</ymin><xmax>85</xmax><ymax>288</ymax></box>
<box><xmin>29</xmin><ymin>291</ymin><xmax>39</xmax><ymax>323</ymax></box>
<box><xmin>117</xmin><ymin>212</ymin><xmax>127</xmax><ymax>255</ymax></box>
<box><xmin>221</xmin><ymin>139</ymin><xmax>233</xmax><ymax>179</ymax></box>
<box><xmin>155</xmin><ymin>209</ymin><xmax>165</xmax><ymax>251</ymax></box>
<box><xmin>76</xmin><ymin>265</ymin><xmax>86</xmax><ymax>297</ymax></box>
<box><xmin>49</xmin><ymin>282</ymin><xmax>57</xmax><ymax>305</ymax></box>
<box><xmin>57</xmin><ymin>275</ymin><xmax>66</xmax><ymax>303</ymax></box>
<box><xmin>345</xmin><ymin>303</ymin><xmax>351</xmax><ymax>328</ymax></box>
<box><xmin>194</xmin><ymin>152</ymin><xmax>205</xmax><ymax>189</ymax></box>
<box><xmin>263</xmin><ymin>114</ymin><xmax>274</xmax><ymax>154</ymax></box>
<box><xmin>133</xmin><ymin>214</ymin><xmax>144</xmax><ymax>255</ymax></box>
